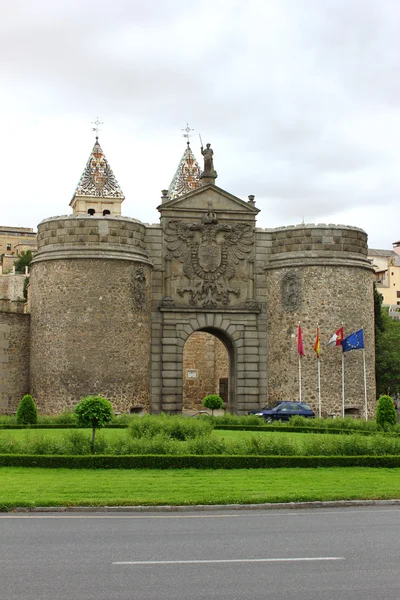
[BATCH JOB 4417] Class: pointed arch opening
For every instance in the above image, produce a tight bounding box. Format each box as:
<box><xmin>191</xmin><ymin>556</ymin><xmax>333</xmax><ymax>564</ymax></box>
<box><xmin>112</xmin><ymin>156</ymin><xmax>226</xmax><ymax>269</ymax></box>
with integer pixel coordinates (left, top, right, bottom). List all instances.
<box><xmin>182</xmin><ymin>327</ymin><xmax>235</xmax><ymax>414</ymax></box>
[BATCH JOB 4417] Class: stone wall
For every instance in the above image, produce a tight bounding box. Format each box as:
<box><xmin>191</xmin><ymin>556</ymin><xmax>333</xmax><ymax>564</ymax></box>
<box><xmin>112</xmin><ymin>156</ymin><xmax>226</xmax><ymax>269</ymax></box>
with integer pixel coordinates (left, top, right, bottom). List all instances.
<box><xmin>0</xmin><ymin>303</ymin><xmax>30</xmax><ymax>413</ymax></box>
<box><xmin>30</xmin><ymin>215</ymin><xmax>152</xmax><ymax>414</ymax></box>
<box><xmin>0</xmin><ymin>274</ymin><xmax>26</xmax><ymax>300</ymax></box>
<box><xmin>36</xmin><ymin>215</ymin><xmax>148</xmax><ymax>260</ymax></box>
<box><xmin>265</xmin><ymin>224</ymin><xmax>375</xmax><ymax>417</ymax></box>
<box><xmin>270</xmin><ymin>224</ymin><xmax>368</xmax><ymax>257</ymax></box>
<box><xmin>182</xmin><ymin>332</ymin><xmax>228</xmax><ymax>410</ymax></box>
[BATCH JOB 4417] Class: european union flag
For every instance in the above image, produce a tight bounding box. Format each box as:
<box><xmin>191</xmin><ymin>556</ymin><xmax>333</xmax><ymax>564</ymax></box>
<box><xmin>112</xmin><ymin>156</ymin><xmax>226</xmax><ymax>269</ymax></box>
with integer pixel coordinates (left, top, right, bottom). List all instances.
<box><xmin>341</xmin><ymin>329</ymin><xmax>364</xmax><ymax>352</ymax></box>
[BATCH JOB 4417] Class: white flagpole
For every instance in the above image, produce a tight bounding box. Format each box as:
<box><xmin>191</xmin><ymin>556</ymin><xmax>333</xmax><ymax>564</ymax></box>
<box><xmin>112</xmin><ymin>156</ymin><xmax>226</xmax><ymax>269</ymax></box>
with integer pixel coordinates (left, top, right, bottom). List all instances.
<box><xmin>362</xmin><ymin>347</ymin><xmax>368</xmax><ymax>420</ymax></box>
<box><xmin>298</xmin><ymin>322</ymin><xmax>302</xmax><ymax>403</ymax></box>
<box><xmin>317</xmin><ymin>357</ymin><xmax>321</xmax><ymax>418</ymax></box>
<box><xmin>298</xmin><ymin>353</ymin><xmax>302</xmax><ymax>403</ymax></box>
<box><xmin>341</xmin><ymin>321</ymin><xmax>345</xmax><ymax>419</ymax></box>
<box><xmin>341</xmin><ymin>351</ymin><xmax>345</xmax><ymax>419</ymax></box>
<box><xmin>315</xmin><ymin>323</ymin><xmax>321</xmax><ymax>418</ymax></box>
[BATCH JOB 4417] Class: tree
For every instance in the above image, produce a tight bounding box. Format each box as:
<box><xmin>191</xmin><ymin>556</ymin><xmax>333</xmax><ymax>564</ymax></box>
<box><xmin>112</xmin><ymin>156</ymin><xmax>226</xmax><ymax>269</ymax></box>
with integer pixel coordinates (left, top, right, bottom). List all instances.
<box><xmin>203</xmin><ymin>394</ymin><xmax>224</xmax><ymax>416</ymax></box>
<box><xmin>16</xmin><ymin>394</ymin><xmax>38</xmax><ymax>424</ymax></box>
<box><xmin>375</xmin><ymin>309</ymin><xmax>400</xmax><ymax>397</ymax></box>
<box><xmin>73</xmin><ymin>395</ymin><xmax>114</xmax><ymax>453</ymax></box>
<box><xmin>376</xmin><ymin>395</ymin><xmax>398</xmax><ymax>429</ymax></box>
<box><xmin>374</xmin><ymin>283</ymin><xmax>384</xmax><ymax>336</ymax></box>
<box><xmin>14</xmin><ymin>250</ymin><xmax>33</xmax><ymax>274</ymax></box>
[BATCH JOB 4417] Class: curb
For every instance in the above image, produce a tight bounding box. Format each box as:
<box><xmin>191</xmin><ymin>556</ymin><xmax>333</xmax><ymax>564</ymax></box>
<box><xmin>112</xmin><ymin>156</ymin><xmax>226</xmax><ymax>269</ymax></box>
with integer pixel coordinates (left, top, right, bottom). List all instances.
<box><xmin>9</xmin><ymin>499</ymin><xmax>400</xmax><ymax>513</ymax></box>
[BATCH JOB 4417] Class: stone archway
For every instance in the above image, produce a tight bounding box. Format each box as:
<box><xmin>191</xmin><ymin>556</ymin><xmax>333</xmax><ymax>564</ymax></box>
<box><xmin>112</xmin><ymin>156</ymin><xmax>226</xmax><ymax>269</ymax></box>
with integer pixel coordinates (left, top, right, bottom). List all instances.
<box><xmin>182</xmin><ymin>328</ymin><xmax>233</xmax><ymax>413</ymax></box>
<box><xmin>152</xmin><ymin>310</ymin><xmax>264</xmax><ymax>414</ymax></box>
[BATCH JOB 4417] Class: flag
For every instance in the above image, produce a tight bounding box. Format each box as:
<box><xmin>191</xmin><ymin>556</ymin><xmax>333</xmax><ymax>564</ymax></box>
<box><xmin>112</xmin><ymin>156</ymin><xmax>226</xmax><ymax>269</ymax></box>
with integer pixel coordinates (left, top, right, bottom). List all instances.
<box><xmin>297</xmin><ymin>324</ymin><xmax>305</xmax><ymax>356</ymax></box>
<box><xmin>327</xmin><ymin>327</ymin><xmax>344</xmax><ymax>347</ymax></box>
<box><xmin>341</xmin><ymin>329</ymin><xmax>364</xmax><ymax>352</ymax></box>
<box><xmin>314</xmin><ymin>326</ymin><xmax>320</xmax><ymax>358</ymax></box>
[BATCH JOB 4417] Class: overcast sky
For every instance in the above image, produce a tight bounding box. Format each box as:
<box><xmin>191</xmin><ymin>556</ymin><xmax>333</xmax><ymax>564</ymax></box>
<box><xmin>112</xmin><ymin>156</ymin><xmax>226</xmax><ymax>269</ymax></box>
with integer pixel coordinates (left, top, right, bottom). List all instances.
<box><xmin>1</xmin><ymin>0</ymin><xmax>399</xmax><ymax>249</ymax></box>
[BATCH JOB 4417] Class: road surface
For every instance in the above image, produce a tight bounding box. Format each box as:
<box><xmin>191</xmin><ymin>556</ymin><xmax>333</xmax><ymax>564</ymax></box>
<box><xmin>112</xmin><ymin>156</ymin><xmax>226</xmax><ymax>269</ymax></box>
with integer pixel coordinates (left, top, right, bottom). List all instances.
<box><xmin>1</xmin><ymin>506</ymin><xmax>400</xmax><ymax>600</ymax></box>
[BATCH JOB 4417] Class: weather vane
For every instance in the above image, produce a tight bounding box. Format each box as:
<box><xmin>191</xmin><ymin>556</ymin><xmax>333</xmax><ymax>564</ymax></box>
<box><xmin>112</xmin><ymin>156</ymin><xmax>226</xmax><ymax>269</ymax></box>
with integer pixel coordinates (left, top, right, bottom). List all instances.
<box><xmin>182</xmin><ymin>123</ymin><xmax>194</xmax><ymax>142</ymax></box>
<box><xmin>92</xmin><ymin>117</ymin><xmax>103</xmax><ymax>137</ymax></box>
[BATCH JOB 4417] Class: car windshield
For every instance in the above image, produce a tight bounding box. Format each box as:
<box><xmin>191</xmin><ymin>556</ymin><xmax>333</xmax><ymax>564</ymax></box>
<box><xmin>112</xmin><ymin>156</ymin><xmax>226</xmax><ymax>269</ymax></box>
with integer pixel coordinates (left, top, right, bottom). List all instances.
<box><xmin>260</xmin><ymin>402</ymin><xmax>313</xmax><ymax>412</ymax></box>
<box><xmin>260</xmin><ymin>402</ymin><xmax>281</xmax><ymax>410</ymax></box>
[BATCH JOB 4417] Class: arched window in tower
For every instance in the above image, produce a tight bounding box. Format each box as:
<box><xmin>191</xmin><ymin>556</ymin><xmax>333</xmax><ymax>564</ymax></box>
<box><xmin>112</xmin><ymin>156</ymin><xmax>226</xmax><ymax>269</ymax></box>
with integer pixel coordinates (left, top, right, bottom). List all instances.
<box><xmin>88</xmin><ymin>208</ymin><xmax>95</xmax><ymax>216</ymax></box>
<box><xmin>103</xmin><ymin>209</ymin><xmax>111</xmax><ymax>216</ymax></box>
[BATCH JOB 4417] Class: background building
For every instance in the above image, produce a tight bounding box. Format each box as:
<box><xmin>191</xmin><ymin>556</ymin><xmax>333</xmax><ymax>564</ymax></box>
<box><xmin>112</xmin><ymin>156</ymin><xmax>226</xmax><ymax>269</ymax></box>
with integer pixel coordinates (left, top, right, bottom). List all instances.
<box><xmin>0</xmin><ymin>226</ymin><xmax>37</xmax><ymax>274</ymax></box>
<box><xmin>368</xmin><ymin>244</ymin><xmax>400</xmax><ymax>319</ymax></box>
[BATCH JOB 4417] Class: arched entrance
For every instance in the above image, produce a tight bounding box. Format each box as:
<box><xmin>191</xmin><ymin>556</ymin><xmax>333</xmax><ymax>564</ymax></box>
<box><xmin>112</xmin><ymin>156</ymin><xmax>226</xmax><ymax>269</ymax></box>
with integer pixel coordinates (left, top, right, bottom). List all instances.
<box><xmin>182</xmin><ymin>328</ymin><xmax>233</xmax><ymax>413</ymax></box>
<box><xmin>154</xmin><ymin>310</ymin><xmax>263</xmax><ymax>415</ymax></box>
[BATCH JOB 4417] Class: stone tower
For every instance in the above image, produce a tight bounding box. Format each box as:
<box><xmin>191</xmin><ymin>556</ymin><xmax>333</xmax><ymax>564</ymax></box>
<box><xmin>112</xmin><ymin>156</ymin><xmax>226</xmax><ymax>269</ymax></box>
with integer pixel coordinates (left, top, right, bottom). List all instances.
<box><xmin>29</xmin><ymin>138</ymin><xmax>153</xmax><ymax>413</ymax></box>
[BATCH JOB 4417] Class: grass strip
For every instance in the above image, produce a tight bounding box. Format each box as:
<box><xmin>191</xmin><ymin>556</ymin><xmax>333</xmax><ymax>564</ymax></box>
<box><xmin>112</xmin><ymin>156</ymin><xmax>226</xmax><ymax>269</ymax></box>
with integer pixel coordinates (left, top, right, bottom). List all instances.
<box><xmin>1</xmin><ymin>466</ymin><xmax>400</xmax><ymax>511</ymax></box>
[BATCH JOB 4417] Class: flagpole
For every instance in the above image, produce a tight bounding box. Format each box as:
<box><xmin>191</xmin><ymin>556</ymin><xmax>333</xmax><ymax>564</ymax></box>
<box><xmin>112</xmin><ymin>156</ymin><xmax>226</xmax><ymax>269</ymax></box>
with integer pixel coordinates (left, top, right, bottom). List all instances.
<box><xmin>341</xmin><ymin>321</ymin><xmax>345</xmax><ymax>419</ymax></box>
<box><xmin>299</xmin><ymin>353</ymin><xmax>302</xmax><ymax>403</ymax></box>
<box><xmin>317</xmin><ymin>356</ymin><xmax>321</xmax><ymax>418</ymax></box>
<box><xmin>341</xmin><ymin>351</ymin><xmax>345</xmax><ymax>419</ymax></box>
<box><xmin>315</xmin><ymin>323</ymin><xmax>321</xmax><ymax>418</ymax></box>
<box><xmin>362</xmin><ymin>348</ymin><xmax>368</xmax><ymax>420</ymax></box>
<box><xmin>298</xmin><ymin>321</ymin><xmax>302</xmax><ymax>403</ymax></box>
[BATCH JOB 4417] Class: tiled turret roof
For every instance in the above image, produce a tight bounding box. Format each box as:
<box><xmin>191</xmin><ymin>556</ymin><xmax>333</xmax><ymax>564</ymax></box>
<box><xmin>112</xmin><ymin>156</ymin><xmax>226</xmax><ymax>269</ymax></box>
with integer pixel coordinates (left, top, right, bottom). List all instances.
<box><xmin>168</xmin><ymin>142</ymin><xmax>201</xmax><ymax>200</ymax></box>
<box><xmin>73</xmin><ymin>138</ymin><xmax>124</xmax><ymax>199</ymax></box>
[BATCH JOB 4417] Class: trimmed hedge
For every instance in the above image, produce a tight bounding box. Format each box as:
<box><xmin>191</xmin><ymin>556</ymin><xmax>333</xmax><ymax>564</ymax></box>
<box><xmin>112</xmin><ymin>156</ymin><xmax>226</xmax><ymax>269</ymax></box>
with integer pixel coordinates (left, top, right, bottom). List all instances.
<box><xmin>2</xmin><ymin>454</ymin><xmax>400</xmax><ymax>469</ymax></box>
<box><xmin>0</xmin><ymin>424</ymin><xmax>127</xmax><ymax>430</ymax></box>
<box><xmin>0</xmin><ymin>424</ymin><xmax>382</xmax><ymax>435</ymax></box>
<box><xmin>213</xmin><ymin>425</ymin><xmax>381</xmax><ymax>436</ymax></box>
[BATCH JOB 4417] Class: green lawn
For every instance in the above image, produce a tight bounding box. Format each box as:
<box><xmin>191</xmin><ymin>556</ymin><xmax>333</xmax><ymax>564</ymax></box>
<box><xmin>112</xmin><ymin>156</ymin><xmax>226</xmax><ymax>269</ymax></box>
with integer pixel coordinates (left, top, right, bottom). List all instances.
<box><xmin>1</xmin><ymin>467</ymin><xmax>400</xmax><ymax>510</ymax></box>
<box><xmin>0</xmin><ymin>428</ymin><xmax>125</xmax><ymax>442</ymax></box>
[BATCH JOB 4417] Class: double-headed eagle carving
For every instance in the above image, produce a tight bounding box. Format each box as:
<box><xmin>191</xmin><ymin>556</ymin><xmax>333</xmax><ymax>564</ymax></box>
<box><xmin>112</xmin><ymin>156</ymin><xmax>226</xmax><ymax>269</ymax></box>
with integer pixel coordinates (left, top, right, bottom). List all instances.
<box><xmin>165</xmin><ymin>208</ymin><xmax>253</xmax><ymax>306</ymax></box>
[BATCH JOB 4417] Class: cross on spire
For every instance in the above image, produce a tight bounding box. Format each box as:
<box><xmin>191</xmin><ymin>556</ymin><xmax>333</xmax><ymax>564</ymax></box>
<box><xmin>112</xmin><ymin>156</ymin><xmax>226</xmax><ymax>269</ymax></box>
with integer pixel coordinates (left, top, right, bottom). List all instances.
<box><xmin>91</xmin><ymin>117</ymin><xmax>103</xmax><ymax>138</ymax></box>
<box><xmin>182</xmin><ymin>123</ymin><xmax>194</xmax><ymax>144</ymax></box>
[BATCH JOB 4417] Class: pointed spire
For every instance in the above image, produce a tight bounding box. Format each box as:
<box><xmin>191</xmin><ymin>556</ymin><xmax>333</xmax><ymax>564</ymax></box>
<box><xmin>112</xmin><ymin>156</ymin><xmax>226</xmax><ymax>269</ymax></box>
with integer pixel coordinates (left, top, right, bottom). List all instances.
<box><xmin>74</xmin><ymin>138</ymin><xmax>124</xmax><ymax>200</ymax></box>
<box><xmin>167</xmin><ymin>141</ymin><xmax>201</xmax><ymax>200</ymax></box>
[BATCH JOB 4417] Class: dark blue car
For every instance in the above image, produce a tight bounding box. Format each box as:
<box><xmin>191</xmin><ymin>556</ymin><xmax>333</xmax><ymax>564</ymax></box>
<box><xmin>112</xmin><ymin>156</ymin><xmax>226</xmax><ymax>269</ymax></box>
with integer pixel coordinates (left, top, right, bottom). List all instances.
<box><xmin>248</xmin><ymin>401</ymin><xmax>315</xmax><ymax>423</ymax></box>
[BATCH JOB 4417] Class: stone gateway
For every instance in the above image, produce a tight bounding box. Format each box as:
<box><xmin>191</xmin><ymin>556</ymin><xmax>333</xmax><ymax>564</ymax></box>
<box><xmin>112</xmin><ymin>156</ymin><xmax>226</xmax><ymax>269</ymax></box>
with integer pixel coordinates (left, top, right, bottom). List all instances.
<box><xmin>0</xmin><ymin>138</ymin><xmax>376</xmax><ymax>417</ymax></box>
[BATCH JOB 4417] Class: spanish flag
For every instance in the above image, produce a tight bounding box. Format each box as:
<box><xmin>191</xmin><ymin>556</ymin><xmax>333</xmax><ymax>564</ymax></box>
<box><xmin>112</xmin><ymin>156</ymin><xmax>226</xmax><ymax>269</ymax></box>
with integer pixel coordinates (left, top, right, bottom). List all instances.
<box><xmin>314</xmin><ymin>326</ymin><xmax>320</xmax><ymax>358</ymax></box>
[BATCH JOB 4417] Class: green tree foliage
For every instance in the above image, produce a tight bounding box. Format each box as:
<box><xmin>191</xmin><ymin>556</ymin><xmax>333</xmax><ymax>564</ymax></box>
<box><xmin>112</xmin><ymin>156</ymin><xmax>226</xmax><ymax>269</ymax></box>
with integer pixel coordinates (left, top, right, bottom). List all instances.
<box><xmin>73</xmin><ymin>395</ymin><xmax>113</xmax><ymax>453</ymax></box>
<box><xmin>375</xmin><ymin>395</ymin><xmax>398</xmax><ymax>429</ymax></box>
<box><xmin>16</xmin><ymin>395</ymin><xmax>38</xmax><ymax>425</ymax></box>
<box><xmin>203</xmin><ymin>394</ymin><xmax>224</xmax><ymax>415</ymax></box>
<box><xmin>14</xmin><ymin>250</ymin><xmax>33</xmax><ymax>274</ymax></box>
<box><xmin>374</xmin><ymin>284</ymin><xmax>384</xmax><ymax>335</ymax></box>
<box><xmin>375</xmin><ymin>309</ymin><xmax>400</xmax><ymax>397</ymax></box>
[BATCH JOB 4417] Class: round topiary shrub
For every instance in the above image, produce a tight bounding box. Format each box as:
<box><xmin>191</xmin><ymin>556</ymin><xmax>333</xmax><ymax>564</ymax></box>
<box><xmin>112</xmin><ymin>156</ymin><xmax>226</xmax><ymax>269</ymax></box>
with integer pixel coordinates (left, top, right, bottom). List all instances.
<box><xmin>16</xmin><ymin>394</ymin><xmax>38</xmax><ymax>425</ymax></box>
<box><xmin>73</xmin><ymin>395</ymin><xmax>114</xmax><ymax>453</ymax></box>
<box><xmin>376</xmin><ymin>395</ymin><xmax>398</xmax><ymax>430</ymax></box>
<box><xmin>203</xmin><ymin>394</ymin><xmax>224</xmax><ymax>415</ymax></box>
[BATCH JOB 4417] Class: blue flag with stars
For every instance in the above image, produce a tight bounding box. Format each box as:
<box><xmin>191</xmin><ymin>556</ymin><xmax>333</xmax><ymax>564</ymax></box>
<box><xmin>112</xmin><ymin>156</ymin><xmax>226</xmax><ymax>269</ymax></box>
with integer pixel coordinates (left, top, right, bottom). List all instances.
<box><xmin>341</xmin><ymin>329</ymin><xmax>364</xmax><ymax>352</ymax></box>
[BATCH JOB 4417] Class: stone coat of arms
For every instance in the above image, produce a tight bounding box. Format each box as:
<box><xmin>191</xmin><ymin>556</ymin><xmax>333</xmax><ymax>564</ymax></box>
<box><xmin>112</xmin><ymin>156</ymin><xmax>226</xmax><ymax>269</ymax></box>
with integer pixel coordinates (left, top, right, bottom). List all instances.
<box><xmin>164</xmin><ymin>208</ymin><xmax>254</xmax><ymax>306</ymax></box>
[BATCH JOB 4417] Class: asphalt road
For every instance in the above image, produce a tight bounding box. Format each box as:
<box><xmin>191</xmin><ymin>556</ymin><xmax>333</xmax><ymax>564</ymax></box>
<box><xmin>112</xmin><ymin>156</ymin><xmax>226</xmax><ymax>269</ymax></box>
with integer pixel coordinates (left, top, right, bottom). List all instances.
<box><xmin>1</xmin><ymin>506</ymin><xmax>400</xmax><ymax>600</ymax></box>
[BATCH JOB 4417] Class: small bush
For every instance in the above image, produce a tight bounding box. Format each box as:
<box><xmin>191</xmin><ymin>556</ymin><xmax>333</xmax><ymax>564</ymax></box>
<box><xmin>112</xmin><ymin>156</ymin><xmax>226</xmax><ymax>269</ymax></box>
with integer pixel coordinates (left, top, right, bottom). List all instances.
<box><xmin>129</xmin><ymin>414</ymin><xmax>214</xmax><ymax>440</ymax></box>
<box><xmin>203</xmin><ymin>395</ymin><xmax>224</xmax><ymax>415</ymax></box>
<box><xmin>39</xmin><ymin>411</ymin><xmax>78</xmax><ymax>426</ymax></box>
<box><xmin>376</xmin><ymin>395</ymin><xmax>398</xmax><ymax>430</ymax></box>
<box><xmin>74</xmin><ymin>396</ymin><xmax>114</xmax><ymax>453</ymax></box>
<box><xmin>16</xmin><ymin>395</ymin><xmax>38</xmax><ymax>425</ymax></box>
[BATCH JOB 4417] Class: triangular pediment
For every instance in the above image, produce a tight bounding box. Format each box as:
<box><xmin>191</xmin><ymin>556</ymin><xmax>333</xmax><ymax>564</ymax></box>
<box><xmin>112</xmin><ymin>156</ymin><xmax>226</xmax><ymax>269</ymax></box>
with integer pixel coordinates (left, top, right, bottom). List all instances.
<box><xmin>157</xmin><ymin>184</ymin><xmax>259</xmax><ymax>215</ymax></box>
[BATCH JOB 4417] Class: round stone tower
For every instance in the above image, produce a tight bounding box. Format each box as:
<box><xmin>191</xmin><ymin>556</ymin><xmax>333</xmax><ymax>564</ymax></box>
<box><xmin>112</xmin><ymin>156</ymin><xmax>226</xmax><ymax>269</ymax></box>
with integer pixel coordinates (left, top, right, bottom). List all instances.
<box><xmin>29</xmin><ymin>138</ymin><xmax>152</xmax><ymax>413</ymax></box>
<box><xmin>265</xmin><ymin>224</ymin><xmax>375</xmax><ymax>418</ymax></box>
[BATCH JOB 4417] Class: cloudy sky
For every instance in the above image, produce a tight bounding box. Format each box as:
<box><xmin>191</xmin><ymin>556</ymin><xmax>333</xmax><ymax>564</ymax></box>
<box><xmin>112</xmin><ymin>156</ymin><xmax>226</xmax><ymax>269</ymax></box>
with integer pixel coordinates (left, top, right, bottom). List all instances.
<box><xmin>1</xmin><ymin>0</ymin><xmax>399</xmax><ymax>249</ymax></box>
